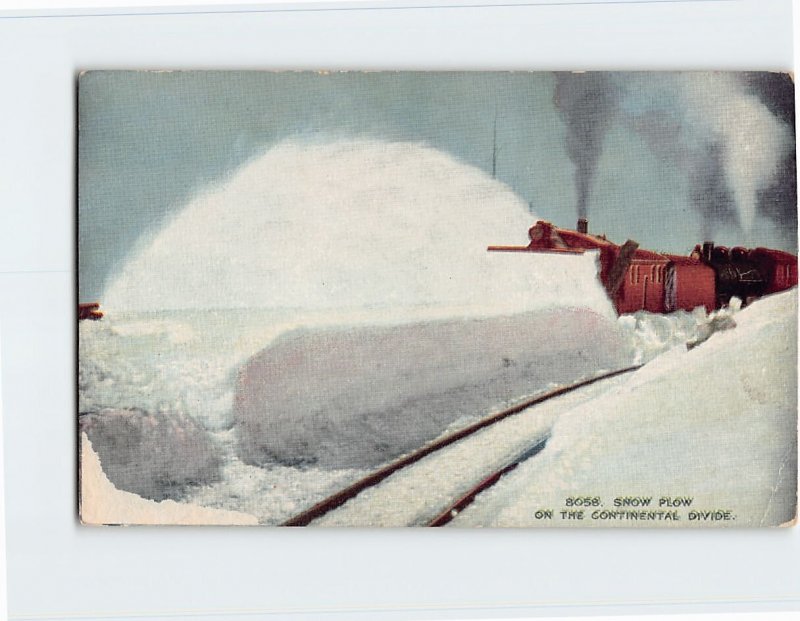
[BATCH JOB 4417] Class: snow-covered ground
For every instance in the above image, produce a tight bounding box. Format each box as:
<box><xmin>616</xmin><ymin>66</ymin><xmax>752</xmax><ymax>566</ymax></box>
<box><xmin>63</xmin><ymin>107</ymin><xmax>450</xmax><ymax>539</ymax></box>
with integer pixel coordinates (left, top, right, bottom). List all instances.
<box><xmin>78</xmin><ymin>289</ymin><xmax>794</xmax><ymax>526</ymax></box>
<box><xmin>450</xmin><ymin>289</ymin><xmax>797</xmax><ymax>528</ymax></box>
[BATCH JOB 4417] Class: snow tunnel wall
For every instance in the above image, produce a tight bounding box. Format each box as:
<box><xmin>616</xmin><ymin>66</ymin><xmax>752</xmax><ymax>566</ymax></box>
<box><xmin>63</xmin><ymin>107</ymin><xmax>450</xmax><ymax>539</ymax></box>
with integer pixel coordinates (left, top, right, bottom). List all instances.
<box><xmin>233</xmin><ymin>308</ymin><xmax>637</xmax><ymax>469</ymax></box>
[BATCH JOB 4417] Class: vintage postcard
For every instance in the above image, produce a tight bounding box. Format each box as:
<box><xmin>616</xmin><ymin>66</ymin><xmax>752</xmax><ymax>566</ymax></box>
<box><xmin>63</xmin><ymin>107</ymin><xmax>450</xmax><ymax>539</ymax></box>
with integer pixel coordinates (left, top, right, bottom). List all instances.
<box><xmin>78</xmin><ymin>71</ymin><xmax>797</xmax><ymax>527</ymax></box>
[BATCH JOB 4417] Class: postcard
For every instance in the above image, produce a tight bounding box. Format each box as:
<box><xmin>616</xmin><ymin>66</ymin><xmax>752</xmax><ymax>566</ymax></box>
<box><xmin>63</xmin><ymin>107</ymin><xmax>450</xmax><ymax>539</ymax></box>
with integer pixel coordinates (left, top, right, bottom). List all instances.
<box><xmin>78</xmin><ymin>71</ymin><xmax>797</xmax><ymax>526</ymax></box>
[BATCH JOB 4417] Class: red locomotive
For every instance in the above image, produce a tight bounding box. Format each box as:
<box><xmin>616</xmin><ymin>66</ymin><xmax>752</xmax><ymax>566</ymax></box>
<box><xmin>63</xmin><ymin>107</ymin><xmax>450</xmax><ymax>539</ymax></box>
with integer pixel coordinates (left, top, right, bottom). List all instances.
<box><xmin>489</xmin><ymin>218</ymin><xmax>797</xmax><ymax>314</ymax></box>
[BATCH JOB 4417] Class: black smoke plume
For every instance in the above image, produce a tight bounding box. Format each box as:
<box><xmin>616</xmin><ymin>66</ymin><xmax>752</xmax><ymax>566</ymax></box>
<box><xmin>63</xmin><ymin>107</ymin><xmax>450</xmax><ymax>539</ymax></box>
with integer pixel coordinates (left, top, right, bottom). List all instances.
<box><xmin>743</xmin><ymin>72</ymin><xmax>797</xmax><ymax>243</ymax></box>
<box><xmin>554</xmin><ymin>73</ymin><xmax>618</xmax><ymax>220</ymax></box>
<box><xmin>688</xmin><ymin>142</ymin><xmax>737</xmax><ymax>241</ymax></box>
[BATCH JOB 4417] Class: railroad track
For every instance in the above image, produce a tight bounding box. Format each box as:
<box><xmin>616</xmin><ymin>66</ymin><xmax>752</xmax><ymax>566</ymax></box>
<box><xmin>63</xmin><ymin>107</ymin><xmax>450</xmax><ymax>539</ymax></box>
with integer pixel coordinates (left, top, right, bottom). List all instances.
<box><xmin>425</xmin><ymin>435</ymin><xmax>550</xmax><ymax>526</ymax></box>
<box><xmin>282</xmin><ymin>365</ymin><xmax>642</xmax><ymax>527</ymax></box>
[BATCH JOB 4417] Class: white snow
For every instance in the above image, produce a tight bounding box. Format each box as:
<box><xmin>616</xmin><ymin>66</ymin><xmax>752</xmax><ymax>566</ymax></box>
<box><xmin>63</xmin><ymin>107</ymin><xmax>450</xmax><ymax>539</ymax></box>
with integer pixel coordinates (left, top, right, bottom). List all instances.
<box><xmin>618</xmin><ymin>301</ymin><xmax>739</xmax><ymax>364</ymax></box>
<box><xmin>103</xmin><ymin>139</ymin><xmax>613</xmax><ymax>318</ymax></box>
<box><xmin>184</xmin><ymin>440</ymin><xmax>365</xmax><ymax>525</ymax></box>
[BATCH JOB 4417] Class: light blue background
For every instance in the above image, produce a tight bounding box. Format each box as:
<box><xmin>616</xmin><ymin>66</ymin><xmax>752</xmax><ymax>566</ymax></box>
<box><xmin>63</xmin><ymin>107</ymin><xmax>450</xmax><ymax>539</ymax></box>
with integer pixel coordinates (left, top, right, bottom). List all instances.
<box><xmin>0</xmin><ymin>1</ymin><xmax>798</xmax><ymax>619</ymax></box>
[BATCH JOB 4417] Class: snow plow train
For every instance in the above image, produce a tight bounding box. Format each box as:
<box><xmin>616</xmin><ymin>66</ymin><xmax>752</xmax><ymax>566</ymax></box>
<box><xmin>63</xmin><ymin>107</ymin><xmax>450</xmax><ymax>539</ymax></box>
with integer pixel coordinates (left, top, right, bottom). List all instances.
<box><xmin>489</xmin><ymin>219</ymin><xmax>797</xmax><ymax>315</ymax></box>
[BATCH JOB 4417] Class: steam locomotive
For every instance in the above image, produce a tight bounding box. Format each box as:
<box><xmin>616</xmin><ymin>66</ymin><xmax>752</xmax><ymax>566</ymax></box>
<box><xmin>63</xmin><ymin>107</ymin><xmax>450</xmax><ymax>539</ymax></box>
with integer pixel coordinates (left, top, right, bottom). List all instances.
<box><xmin>489</xmin><ymin>218</ymin><xmax>797</xmax><ymax>314</ymax></box>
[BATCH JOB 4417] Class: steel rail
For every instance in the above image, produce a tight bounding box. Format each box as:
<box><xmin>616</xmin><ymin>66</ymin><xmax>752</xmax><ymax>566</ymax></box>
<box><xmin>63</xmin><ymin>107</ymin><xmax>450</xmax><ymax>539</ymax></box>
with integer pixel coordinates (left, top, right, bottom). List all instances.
<box><xmin>426</xmin><ymin>435</ymin><xmax>550</xmax><ymax>526</ymax></box>
<box><xmin>282</xmin><ymin>364</ymin><xmax>642</xmax><ymax>526</ymax></box>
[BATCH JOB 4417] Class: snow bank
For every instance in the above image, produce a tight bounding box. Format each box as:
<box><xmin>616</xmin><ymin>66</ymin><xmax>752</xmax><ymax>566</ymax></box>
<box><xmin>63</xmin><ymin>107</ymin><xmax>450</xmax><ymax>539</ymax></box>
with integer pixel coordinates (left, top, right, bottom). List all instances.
<box><xmin>454</xmin><ymin>290</ymin><xmax>797</xmax><ymax>527</ymax></box>
<box><xmin>233</xmin><ymin>307</ymin><xmax>635</xmax><ymax>469</ymax></box>
<box><xmin>618</xmin><ymin>302</ymin><xmax>739</xmax><ymax>364</ymax></box>
<box><xmin>80</xmin><ymin>408</ymin><xmax>222</xmax><ymax>501</ymax></box>
<box><xmin>184</xmin><ymin>452</ymin><xmax>366</xmax><ymax>525</ymax></box>
<box><xmin>80</xmin><ymin>434</ymin><xmax>257</xmax><ymax>526</ymax></box>
<box><xmin>78</xmin><ymin>311</ymin><xmax>290</xmax><ymax>432</ymax></box>
<box><xmin>103</xmin><ymin>139</ymin><xmax>614</xmax><ymax>318</ymax></box>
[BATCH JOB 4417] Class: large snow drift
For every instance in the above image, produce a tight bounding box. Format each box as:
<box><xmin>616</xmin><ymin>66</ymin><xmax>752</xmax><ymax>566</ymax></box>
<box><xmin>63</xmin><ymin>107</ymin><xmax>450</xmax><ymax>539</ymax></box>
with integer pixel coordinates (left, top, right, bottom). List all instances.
<box><xmin>103</xmin><ymin>139</ymin><xmax>613</xmax><ymax>317</ymax></box>
<box><xmin>233</xmin><ymin>308</ymin><xmax>635</xmax><ymax>469</ymax></box>
<box><xmin>453</xmin><ymin>290</ymin><xmax>798</xmax><ymax>527</ymax></box>
<box><xmin>80</xmin><ymin>434</ymin><xmax>257</xmax><ymax>525</ymax></box>
<box><xmin>80</xmin><ymin>408</ymin><xmax>222</xmax><ymax>501</ymax></box>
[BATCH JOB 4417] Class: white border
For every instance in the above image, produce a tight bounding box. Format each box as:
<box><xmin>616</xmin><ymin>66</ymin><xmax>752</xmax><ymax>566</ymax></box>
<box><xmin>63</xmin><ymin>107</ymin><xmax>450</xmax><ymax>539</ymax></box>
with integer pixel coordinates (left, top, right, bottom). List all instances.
<box><xmin>0</xmin><ymin>0</ymin><xmax>758</xmax><ymax>14</ymax></box>
<box><xmin>0</xmin><ymin>1</ymin><xmax>797</xmax><ymax>620</ymax></box>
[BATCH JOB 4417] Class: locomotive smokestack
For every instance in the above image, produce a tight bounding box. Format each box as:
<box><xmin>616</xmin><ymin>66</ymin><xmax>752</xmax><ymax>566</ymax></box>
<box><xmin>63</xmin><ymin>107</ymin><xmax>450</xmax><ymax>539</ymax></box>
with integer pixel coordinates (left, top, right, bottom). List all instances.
<box><xmin>702</xmin><ymin>241</ymin><xmax>715</xmax><ymax>263</ymax></box>
<box><xmin>577</xmin><ymin>218</ymin><xmax>588</xmax><ymax>234</ymax></box>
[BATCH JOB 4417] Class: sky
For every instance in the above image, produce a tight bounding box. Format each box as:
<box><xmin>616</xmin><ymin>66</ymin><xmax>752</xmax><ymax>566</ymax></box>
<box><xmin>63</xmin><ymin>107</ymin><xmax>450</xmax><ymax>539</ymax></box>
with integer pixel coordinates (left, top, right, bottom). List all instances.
<box><xmin>78</xmin><ymin>70</ymin><xmax>796</xmax><ymax>302</ymax></box>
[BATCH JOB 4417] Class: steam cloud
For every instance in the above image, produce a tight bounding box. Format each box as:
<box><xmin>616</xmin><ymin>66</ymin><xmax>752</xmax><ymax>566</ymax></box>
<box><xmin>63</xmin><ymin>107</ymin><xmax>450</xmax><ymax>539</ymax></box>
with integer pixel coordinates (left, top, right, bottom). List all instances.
<box><xmin>103</xmin><ymin>139</ymin><xmax>615</xmax><ymax>314</ymax></box>
<box><xmin>674</xmin><ymin>72</ymin><xmax>791</xmax><ymax>238</ymax></box>
<box><xmin>555</xmin><ymin>72</ymin><xmax>793</xmax><ymax>241</ymax></box>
